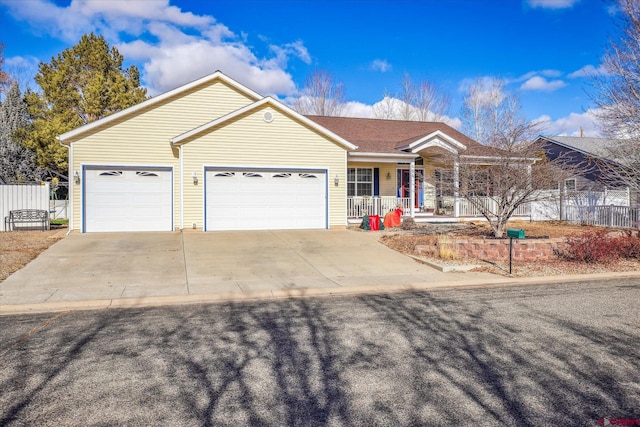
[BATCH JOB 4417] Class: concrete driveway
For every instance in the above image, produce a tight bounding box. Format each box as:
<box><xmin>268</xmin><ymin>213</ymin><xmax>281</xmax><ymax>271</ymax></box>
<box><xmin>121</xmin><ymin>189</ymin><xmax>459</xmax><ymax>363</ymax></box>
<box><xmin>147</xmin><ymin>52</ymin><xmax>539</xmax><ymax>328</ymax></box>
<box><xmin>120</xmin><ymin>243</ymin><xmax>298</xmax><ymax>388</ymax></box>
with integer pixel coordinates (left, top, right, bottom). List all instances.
<box><xmin>0</xmin><ymin>230</ymin><xmax>498</xmax><ymax>309</ymax></box>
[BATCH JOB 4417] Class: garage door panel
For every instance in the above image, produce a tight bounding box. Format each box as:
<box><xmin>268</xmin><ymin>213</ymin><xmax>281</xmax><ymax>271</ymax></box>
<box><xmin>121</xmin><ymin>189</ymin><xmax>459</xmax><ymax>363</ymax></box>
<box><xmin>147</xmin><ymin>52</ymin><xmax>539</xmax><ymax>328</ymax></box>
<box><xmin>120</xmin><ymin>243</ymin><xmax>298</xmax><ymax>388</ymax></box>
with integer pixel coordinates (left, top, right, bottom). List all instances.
<box><xmin>206</xmin><ymin>169</ymin><xmax>326</xmax><ymax>231</ymax></box>
<box><xmin>84</xmin><ymin>167</ymin><xmax>172</xmax><ymax>232</ymax></box>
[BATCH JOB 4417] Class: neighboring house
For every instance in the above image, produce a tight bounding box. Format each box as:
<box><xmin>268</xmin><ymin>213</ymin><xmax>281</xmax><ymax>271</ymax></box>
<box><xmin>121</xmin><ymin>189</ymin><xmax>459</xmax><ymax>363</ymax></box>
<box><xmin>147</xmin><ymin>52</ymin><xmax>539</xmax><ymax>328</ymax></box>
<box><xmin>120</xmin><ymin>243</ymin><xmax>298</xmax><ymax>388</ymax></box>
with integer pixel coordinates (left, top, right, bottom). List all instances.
<box><xmin>58</xmin><ymin>71</ymin><xmax>508</xmax><ymax>233</ymax></box>
<box><xmin>536</xmin><ymin>135</ymin><xmax>633</xmax><ymax>206</ymax></box>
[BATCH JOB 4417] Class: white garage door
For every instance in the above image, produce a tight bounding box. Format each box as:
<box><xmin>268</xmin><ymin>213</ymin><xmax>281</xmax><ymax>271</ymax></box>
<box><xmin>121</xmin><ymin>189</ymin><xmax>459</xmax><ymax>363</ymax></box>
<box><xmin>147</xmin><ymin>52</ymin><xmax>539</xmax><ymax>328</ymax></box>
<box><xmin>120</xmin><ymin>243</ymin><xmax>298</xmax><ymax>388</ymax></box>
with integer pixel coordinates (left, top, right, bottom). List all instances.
<box><xmin>84</xmin><ymin>167</ymin><xmax>173</xmax><ymax>232</ymax></box>
<box><xmin>206</xmin><ymin>169</ymin><xmax>326</xmax><ymax>231</ymax></box>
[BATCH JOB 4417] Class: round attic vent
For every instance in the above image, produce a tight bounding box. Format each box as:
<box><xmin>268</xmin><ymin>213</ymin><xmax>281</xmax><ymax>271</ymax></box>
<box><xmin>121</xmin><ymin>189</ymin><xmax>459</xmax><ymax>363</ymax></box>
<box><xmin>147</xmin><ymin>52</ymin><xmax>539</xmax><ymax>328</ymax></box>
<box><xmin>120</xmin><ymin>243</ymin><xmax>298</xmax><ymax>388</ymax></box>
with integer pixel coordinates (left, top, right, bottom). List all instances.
<box><xmin>263</xmin><ymin>111</ymin><xmax>274</xmax><ymax>123</ymax></box>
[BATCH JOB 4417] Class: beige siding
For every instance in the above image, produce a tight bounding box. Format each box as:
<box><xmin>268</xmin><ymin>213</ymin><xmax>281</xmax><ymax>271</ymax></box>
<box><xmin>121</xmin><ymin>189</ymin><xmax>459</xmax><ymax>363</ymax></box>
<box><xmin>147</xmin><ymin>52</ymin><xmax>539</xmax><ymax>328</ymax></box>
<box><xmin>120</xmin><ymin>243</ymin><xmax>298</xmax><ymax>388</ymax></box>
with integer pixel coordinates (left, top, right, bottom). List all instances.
<box><xmin>182</xmin><ymin>106</ymin><xmax>347</xmax><ymax>229</ymax></box>
<box><xmin>70</xmin><ymin>80</ymin><xmax>255</xmax><ymax>230</ymax></box>
<box><xmin>346</xmin><ymin>162</ymin><xmax>430</xmax><ymax>197</ymax></box>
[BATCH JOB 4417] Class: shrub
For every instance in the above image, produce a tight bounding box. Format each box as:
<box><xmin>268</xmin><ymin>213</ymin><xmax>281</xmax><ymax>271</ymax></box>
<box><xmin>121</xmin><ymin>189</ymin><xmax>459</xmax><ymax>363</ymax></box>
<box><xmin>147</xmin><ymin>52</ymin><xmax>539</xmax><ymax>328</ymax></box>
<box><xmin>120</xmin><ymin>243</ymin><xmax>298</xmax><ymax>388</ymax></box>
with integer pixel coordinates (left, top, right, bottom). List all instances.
<box><xmin>436</xmin><ymin>234</ymin><xmax>458</xmax><ymax>260</ymax></box>
<box><xmin>612</xmin><ymin>230</ymin><xmax>640</xmax><ymax>259</ymax></box>
<box><xmin>557</xmin><ymin>229</ymin><xmax>640</xmax><ymax>263</ymax></box>
<box><xmin>401</xmin><ymin>217</ymin><xmax>416</xmax><ymax>230</ymax></box>
<box><xmin>557</xmin><ymin>229</ymin><xmax>619</xmax><ymax>263</ymax></box>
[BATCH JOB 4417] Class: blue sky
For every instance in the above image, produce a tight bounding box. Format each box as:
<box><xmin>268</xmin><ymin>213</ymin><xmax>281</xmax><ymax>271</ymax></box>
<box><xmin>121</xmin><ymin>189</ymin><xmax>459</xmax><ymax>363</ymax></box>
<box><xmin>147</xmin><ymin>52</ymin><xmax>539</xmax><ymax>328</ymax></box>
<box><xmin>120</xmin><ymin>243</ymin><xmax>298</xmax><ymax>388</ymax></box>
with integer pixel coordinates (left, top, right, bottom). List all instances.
<box><xmin>0</xmin><ymin>0</ymin><xmax>621</xmax><ymax>137</ymax></box>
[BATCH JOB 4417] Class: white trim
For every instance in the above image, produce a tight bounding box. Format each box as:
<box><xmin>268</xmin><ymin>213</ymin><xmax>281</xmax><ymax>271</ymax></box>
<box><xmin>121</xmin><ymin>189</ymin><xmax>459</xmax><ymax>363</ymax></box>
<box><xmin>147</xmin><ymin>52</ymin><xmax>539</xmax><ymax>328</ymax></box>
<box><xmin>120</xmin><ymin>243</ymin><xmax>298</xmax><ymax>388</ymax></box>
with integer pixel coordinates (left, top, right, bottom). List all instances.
<box><xmin>410</xmin><ymin>160</ymin><xmax>415</xmax><ymax>218</ymax></box>
<box><xmin>348</xmin><ymin>152</ymin><xmax>418</xmax><ymax>163</ymax></box>
<box><xmin>67</xmin><ymin>143</ymin><xmax>74</xmax><ymax>234</ymax></box>
<box><xmin>397</xmin><ymin>130</ymin><xmax>467</xmax><ymax>153</ymax></box>
<box><xmin>179</xmin><ymin>145</ymin><xmax>184</xmax><ymax>231</ymax></box>
<box><xmin>58</xmin><ymin>71</ymin><xmax>263</xmax><ymax>143</ymax></box>
<box><xmin>170</xmin><ymin>97</ymin><xmax>357</xmax><ymax>151</ymax></box>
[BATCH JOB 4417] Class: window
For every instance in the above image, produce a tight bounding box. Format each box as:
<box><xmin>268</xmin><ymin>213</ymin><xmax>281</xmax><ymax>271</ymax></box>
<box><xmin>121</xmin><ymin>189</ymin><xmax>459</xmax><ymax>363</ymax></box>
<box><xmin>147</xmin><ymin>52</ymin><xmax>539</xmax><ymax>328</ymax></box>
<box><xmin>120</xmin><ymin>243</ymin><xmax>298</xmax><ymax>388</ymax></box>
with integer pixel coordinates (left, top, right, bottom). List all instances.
<box><xmin>136</xmin><ymin>171</ymin><xmax>158</xmax><ymax>177</ymax></box>
<box><xmin>347</xmin><ymin>168</ymin><xmax>373</xmax><ymax>197</ymax></box>
<box><xmin>565</xmin><ymin>178</ymin><xmax>577</xmax><ymax>191</ymax></box>
<box><xmin>98</xmin><ymin>171</ymin><xmax>123</xmax><ymax>177</ymax></box>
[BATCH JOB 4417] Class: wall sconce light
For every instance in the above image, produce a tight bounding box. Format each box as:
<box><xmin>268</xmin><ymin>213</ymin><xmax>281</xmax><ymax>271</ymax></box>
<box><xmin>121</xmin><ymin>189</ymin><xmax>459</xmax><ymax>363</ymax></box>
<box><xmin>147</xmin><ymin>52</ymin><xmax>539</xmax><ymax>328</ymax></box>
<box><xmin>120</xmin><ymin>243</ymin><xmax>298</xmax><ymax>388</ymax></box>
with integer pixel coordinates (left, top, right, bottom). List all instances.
<box><xmin>334</xmin><ymin>174</ymin><xmax>339</xmax><ymax>186</ymax></box>
<box><xmin>74</xmin><ymin>171</ymin><xmax>80</xmax><ymax>184</ymax></box>
<box><xmin>386</xmin><ymin>172</ymin><xmax>391</xmax><ymax>180</ymax></box>
<box><xmin>192</xmin><ymin>171</ymin><xmax>198</xmax><ymax>184</ymax></box>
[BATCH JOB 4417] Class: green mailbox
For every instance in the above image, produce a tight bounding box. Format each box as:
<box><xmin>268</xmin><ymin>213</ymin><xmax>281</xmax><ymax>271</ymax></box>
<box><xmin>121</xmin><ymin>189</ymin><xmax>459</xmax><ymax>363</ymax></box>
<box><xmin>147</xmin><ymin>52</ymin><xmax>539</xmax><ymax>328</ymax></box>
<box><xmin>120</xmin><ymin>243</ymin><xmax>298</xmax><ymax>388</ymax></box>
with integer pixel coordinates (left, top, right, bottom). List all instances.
<box><xmin>507</xmin><ymin>228</ymin><xmax>525</xmax><ymax>239</ymax></box>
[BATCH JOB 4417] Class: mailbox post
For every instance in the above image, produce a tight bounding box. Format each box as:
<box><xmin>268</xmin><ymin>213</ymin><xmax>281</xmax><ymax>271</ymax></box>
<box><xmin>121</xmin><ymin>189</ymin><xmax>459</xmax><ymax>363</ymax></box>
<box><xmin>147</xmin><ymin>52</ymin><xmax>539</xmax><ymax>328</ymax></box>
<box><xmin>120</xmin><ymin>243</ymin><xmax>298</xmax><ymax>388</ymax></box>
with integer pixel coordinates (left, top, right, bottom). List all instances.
<box><xmin>506</xmin><ymin>228</ymin><xmax>525</xmax><ymax>274</ymax></box>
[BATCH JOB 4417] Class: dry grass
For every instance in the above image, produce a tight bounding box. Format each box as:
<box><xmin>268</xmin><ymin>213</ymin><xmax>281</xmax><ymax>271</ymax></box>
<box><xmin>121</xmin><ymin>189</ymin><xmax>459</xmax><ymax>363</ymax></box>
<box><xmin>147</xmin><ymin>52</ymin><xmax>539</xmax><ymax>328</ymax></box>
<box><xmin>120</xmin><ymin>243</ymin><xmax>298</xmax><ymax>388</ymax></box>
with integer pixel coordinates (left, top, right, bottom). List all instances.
<box><xmin>0</xmin><ymin>229</ymin><xmax>65</xmax><ymax>282</ymax></box>
<box><xmin>380</xmin><ymin>220</ymin><xmax>640</xmax><ymax>277</ymax></box>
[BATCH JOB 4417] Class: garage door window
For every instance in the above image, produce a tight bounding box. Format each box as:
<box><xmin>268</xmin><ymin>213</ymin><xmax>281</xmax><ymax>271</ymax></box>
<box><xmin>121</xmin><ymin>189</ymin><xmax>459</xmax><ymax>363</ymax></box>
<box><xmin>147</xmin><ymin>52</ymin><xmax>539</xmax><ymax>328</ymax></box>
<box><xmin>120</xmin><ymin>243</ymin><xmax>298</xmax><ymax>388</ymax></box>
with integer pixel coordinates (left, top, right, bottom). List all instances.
<box><xmin>99</xmin><ymin>171</ymin><xmax>123</xmax><ymax>177</ymax></box>
<box><xmin>136</xmin><ymin>171</ymin><xmax>159</xmax><ymax>177</ymax></box>
<box><xmin>347</xmin><ymin>168</ymin><xmax>373</xmax><ymax>197</ymax></box>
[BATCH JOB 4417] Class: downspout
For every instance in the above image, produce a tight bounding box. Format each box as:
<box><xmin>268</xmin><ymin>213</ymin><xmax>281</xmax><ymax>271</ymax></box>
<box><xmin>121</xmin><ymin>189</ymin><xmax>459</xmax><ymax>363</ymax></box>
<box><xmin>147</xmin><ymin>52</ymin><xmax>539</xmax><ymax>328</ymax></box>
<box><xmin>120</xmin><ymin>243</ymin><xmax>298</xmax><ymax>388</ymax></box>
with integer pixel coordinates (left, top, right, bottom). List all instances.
<box><xmin>58</xmin><ymin>136</ymin><xmax>73</xmax><ymax>236</ymax></box>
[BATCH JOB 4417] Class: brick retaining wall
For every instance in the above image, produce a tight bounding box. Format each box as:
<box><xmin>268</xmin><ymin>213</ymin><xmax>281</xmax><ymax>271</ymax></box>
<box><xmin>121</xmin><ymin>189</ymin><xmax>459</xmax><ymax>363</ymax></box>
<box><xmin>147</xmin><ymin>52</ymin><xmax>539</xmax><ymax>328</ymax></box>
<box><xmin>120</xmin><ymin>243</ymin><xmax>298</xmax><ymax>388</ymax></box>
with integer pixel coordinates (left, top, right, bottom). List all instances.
<box><xmin>416</xmin><ymin>237</ymin><xmax>565</xmax><ymax>261</ymax></box>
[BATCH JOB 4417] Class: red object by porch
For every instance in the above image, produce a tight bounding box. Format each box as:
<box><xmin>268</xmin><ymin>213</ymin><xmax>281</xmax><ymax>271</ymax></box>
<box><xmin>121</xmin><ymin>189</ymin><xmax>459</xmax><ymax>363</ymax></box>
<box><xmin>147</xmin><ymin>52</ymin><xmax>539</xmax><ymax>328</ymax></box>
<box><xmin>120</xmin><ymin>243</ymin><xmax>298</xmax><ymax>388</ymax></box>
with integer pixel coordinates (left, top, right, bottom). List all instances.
<box><xmin>383</xmin><ymin>208</ymin><xmax>403</xmax><ymax>228</ymax></box>
<box><xmin>369</xmin><ymin>215</ymin><xmax>380</xmax><ymax>231</ymax></box>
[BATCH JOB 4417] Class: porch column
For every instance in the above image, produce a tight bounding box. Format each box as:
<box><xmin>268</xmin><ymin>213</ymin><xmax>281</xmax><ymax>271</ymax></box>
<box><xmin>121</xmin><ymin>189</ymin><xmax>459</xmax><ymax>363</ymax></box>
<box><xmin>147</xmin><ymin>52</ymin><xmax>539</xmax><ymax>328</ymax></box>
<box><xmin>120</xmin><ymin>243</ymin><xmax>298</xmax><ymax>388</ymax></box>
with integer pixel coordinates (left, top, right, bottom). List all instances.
<box><xmin>453</xmin><ymin>160</ymin><xmax>460</xmax><ymax>218</ymax></box>
<box><xmin>410</xmin><ymin>159</ymin><xmax>416</xmax><ymax>218</ymax></box>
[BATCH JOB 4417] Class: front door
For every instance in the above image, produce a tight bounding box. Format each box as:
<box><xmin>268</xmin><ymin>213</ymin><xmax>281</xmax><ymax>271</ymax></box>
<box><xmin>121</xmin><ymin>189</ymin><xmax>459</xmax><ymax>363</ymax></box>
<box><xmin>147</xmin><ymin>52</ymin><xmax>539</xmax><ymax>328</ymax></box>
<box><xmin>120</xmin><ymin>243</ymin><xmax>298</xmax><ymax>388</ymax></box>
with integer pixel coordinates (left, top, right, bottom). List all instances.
<box><xmin>397</xmin><ymin>169</ymin><xmax>424</xmax><ymax>209</ymax></box>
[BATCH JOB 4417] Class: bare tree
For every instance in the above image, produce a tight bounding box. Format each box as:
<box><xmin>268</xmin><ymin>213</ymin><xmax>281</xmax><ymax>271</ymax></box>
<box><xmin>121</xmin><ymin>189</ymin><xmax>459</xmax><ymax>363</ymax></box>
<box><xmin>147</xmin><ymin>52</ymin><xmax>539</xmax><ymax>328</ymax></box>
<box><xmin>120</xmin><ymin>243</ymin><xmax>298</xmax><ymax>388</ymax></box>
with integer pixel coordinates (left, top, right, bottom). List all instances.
<box><xmin>430</xmin><ymin>144</ymin><xmax>576</xmax><ymax>238</ymax></box>
<box><xmin>372</xmin><ymin>73</ymin><xmax>451</xmax><ymax>122</ymax></box>
<box><xmin>591</xmin><ymin>0</ymin><xmax>640</xmax><ymax>194</ymax></box>
<box><xmin>372</xmin><ymin>90</ymin><xmax>397</xmax><ymax>119</ymax></box>
<box><xmin>428</xmin><ymin>79</ymin><xmax>566</xmax><ymax>237</ymax></box>
<box><xmin>461</xmin><ymin>77</ymin><xmax>543</xmax><ymax>149</ymax></box>
<box><xmin>293</xmin><ymin>69</ymin><xmax>346</xmax><ymax>116</ymax></box>
<box><xmin>398</xmin><ymin>73</ymin><xmax>416</xmax><ymax>120</ymax></box>
<box><xmin>414</xmin><ymin>78</ymin><xmax>451</xmax><ymax>122</ymax></box>
<box><xmin>0</xmin><ymin>43</ymin><xmax>11</xmax><ymax>98</ymax></box>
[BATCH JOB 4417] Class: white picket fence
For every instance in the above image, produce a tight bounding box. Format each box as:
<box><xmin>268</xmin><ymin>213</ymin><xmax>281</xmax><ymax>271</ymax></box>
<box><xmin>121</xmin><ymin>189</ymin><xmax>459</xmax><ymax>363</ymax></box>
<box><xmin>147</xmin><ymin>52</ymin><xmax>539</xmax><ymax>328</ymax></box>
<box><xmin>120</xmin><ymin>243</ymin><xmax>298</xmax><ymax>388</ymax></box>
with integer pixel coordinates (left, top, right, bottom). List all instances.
<box><xmin>1</xmin><ymin>183</ymin><xmax>50</xmax><ymax>231</ymax></box>
<box><xmin>530</xmin><ymin>189</ymin><xmax>631</xmax><ymax>221</ymax></box>
<box><xmin>565</xmin><ymin>205</ymin><xmax>640</xmax><ymax>229</ymax></box>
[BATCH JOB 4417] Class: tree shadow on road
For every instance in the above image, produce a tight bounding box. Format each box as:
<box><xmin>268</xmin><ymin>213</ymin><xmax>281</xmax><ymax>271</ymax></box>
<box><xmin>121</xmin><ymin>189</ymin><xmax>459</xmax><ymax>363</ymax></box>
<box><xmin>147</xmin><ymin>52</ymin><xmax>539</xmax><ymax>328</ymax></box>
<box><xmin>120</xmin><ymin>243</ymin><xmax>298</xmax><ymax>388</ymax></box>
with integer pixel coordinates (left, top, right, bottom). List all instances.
<box><xmin>1</xmin><ymin>283</ymin><xmax>639</xmax><ymax>426</ymax></box>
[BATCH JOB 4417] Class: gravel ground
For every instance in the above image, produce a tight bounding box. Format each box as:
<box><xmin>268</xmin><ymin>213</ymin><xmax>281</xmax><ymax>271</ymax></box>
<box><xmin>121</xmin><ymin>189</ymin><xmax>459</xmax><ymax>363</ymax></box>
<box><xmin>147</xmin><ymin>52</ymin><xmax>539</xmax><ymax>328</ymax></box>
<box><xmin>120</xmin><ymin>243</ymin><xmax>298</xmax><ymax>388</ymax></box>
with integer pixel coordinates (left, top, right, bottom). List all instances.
<box><xmin>379</xmin><ymin>221</ymin><xmax>640</xmax><ymax>277</ymax></box>
<box><xmin>0</xmin><ymin>229</ymin><xmax>65</xmax><ymax>282</ymax></box>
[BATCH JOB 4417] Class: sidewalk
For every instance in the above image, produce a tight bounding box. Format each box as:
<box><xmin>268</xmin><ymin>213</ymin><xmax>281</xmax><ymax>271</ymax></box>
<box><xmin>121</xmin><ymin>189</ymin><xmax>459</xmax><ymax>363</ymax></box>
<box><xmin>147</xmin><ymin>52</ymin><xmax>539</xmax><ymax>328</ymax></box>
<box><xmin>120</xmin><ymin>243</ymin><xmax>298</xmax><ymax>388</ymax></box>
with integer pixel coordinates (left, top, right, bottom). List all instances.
<box><xmin>2</xmin><ymin>229</ymin><xmax>640</xmax><ymax>316</ymax></box>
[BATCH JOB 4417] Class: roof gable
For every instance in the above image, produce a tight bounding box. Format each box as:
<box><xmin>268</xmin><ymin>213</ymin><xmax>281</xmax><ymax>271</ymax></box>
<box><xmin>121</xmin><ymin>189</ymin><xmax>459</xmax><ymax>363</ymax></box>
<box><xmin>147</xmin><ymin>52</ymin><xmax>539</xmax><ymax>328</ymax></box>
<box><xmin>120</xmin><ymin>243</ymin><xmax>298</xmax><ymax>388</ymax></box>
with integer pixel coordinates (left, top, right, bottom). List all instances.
<box><xmin>306</xmin><ymin>116</ymin><xmax>486</xmax><ymax>155</ymax></box>
<box><xmin>58</xmin><ymin>71</ymin><xmax>262</xmax><ymax>144</ymax></box>
<box><xmin>171</xmin><ymin>97</ymin><xmax>357</xmax><ymax>151</ymax></box>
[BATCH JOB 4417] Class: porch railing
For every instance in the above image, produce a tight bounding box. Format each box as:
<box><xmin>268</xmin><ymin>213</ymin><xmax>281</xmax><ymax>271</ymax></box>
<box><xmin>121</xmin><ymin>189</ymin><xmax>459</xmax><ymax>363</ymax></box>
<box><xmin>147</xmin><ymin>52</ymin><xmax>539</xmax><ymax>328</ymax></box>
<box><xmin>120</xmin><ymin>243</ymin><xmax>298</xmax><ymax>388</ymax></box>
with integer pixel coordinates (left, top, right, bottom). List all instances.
<box><xmin>347</xmin><ymin>197</ymin><xmax>410</xmax><ymax>218</ymax></box>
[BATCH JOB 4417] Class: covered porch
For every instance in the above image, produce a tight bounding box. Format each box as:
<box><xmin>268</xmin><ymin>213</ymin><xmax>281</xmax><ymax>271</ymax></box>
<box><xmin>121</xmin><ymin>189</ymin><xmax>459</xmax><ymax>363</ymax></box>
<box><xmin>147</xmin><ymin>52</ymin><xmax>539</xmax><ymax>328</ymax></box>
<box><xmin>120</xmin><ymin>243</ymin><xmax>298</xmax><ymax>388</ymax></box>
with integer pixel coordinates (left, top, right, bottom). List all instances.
<box><xmin>345</xmin><ymin>137</ymin><xmax>532</xmax><ymax>224</ymax></box>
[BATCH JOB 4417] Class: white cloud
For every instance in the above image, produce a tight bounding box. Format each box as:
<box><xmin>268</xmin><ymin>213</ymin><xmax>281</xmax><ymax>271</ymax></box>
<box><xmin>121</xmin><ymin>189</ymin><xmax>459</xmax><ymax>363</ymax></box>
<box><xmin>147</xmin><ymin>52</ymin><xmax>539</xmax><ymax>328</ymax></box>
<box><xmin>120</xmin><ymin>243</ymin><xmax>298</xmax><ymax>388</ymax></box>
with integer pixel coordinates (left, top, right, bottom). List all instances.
<box><xmin>568</xmin><ymin>64</ymin><xmax>609</xmax><ymax>78</ymax></box>
<box><xmin>370</xmin><ymin>59</ymin><xmax>392</xmax><ymax>72</ymax></box>
<box><xmin>520</xmin><ymin>76</ymin><xmax>567</xmax><ymax>91</ymax></box>
<box><xmin>526</xmin><ymin>0</ymin><xmax>580</xmax><ymax>10</ymax></box>
<box><xmin>343</xmin><ymin>101</ymin><xmax>375</xmax><ymax>118</ymax></box>
<box><xmin>5</xmin><ymin>0</ymin><xmax>309</xmax><ymax>96</ymax></box>
<box><xmin>535</xmin><ymin>109</ymin><xmax>602</xmax><ymax>137</ymax></box>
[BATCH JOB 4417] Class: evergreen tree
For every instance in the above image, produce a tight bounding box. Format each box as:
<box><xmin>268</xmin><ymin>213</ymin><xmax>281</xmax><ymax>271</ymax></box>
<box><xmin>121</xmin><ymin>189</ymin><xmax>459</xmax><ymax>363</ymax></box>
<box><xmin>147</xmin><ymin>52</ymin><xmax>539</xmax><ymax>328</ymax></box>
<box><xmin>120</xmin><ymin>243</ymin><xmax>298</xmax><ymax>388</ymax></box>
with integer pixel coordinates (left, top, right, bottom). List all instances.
<box><xmin>25</xmin><ymin>33</ymin><xmax>147</xmax><ymax>176</ymax></box>
<box><xmin>0</xmin><ymin>82</ymin><xmax>41</xmax><ymax>183</ymax></box>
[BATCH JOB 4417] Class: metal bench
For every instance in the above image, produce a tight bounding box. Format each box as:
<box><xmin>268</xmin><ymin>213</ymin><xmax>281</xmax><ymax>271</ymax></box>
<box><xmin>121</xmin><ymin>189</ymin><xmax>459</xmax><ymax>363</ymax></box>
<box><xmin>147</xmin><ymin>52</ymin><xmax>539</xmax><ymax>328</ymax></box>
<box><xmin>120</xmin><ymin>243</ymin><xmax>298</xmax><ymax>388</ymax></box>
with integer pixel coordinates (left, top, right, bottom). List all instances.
<box><xmin>4</xmin><ymin>209</ymin><xmax>50</xmax><ymax>231</ymax></box>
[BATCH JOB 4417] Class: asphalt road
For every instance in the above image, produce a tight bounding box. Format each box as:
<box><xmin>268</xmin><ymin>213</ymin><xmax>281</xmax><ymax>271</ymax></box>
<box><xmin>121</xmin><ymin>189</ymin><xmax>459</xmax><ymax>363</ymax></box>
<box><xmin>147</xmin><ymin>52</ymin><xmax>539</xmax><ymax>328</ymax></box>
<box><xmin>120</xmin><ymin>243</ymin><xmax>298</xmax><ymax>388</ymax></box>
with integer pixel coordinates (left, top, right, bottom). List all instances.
<box><xmin>1</xmin><ymin>280</ymin><xmax>639</xmax><ymax>426</ymax></box>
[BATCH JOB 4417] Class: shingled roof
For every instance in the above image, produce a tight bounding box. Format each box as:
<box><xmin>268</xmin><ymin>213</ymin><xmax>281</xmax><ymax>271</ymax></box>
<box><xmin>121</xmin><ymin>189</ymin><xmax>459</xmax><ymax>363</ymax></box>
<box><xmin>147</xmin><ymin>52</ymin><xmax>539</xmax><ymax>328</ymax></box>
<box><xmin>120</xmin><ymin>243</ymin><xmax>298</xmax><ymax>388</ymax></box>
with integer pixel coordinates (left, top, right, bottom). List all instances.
<box><xmin>305</xmin><ymin>115</ymin><xmax>492</xmax><ymax>156</ymax></box>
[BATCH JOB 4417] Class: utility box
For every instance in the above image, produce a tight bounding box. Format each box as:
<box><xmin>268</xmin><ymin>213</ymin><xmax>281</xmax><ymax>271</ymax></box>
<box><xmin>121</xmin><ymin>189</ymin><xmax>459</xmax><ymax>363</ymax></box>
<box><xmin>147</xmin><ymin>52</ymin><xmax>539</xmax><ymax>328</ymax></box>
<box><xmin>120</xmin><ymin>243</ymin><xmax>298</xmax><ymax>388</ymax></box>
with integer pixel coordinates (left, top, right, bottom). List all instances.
<box><xmin>507</xmin><ymin>228</ymin><xmax>525</xmax><ymax>239</ymax></box>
